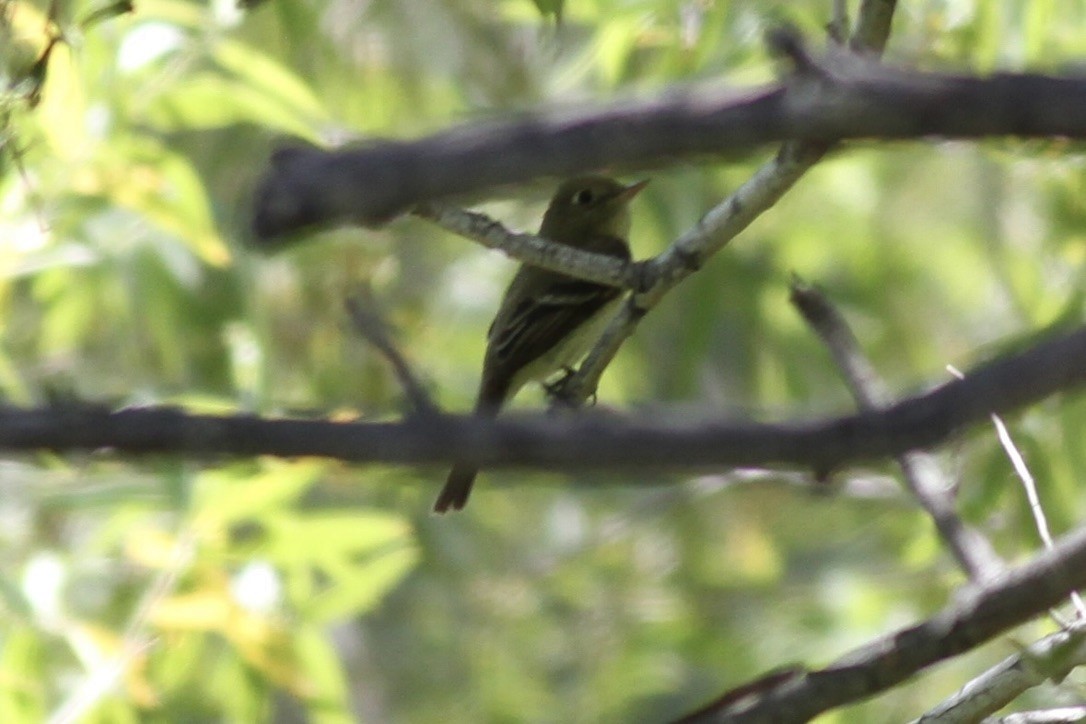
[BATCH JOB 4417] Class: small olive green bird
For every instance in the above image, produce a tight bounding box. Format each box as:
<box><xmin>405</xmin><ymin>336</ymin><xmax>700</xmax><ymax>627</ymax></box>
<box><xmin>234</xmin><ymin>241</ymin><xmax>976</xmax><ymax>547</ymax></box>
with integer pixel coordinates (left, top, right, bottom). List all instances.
<box><xmin>433</xmin><ymin>176</ymin><xmax>647</xmax><ymax>513</ymax></box>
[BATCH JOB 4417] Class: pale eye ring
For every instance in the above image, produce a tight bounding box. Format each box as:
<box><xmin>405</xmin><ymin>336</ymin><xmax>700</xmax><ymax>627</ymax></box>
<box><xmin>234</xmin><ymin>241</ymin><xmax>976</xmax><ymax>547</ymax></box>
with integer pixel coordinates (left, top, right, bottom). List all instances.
<box><xmin>572</xmin><ymin>188</ymin><xmax>594</xmax><ymax>205</ymax></box>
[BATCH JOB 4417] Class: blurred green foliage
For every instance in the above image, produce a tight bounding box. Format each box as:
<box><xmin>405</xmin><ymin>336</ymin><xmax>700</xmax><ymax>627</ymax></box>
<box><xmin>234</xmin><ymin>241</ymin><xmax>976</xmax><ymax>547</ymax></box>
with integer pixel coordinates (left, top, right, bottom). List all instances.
<box><xmin>3</xmin><ymin>0</ymin><xmax>1086</xmax><ymax>720</ymax></box>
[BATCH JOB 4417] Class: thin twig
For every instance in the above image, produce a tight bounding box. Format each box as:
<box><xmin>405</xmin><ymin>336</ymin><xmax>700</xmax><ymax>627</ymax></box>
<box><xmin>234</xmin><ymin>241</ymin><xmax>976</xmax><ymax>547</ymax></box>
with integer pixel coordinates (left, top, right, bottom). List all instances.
<box><xmin>827</xmin><ymin>0</ymin><xmax>850</xmax><ymax>44</ymax></box>
<box><xmin>947</xmin><ymin>365</ymin><xmax>1086</xmax><ymax>617</ymax></box>
<box><xmin>994</xmin><ymin>708</ymin><xmax>1086</xmax><ymax>724</ymax></box>
<box><xmin>48</xmin><ymin>529</ymin><xmax>196</xmax><ymax>724</ymax></box>
<box><xmin>851</xmin><ymin>0</ymin><xmax>898</xmax><ymax>54</ymax></box>
<box><xmin>412</xmin><ymin>202</ymin><xmax>640</xmax><ymax>289</ymax></box>
<box><xmin>344</xmin><ymin>293</ymin><xmax>438</xmax><ymax>416</ymax></box>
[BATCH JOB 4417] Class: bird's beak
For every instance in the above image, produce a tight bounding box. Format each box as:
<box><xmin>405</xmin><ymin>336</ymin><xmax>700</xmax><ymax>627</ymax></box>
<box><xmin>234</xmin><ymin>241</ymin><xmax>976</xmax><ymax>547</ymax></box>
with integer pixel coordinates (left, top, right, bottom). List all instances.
<box><xmin>615</xmin><ymin>179</ymin><xmax>650</xmax><ymax>203</ymax></box>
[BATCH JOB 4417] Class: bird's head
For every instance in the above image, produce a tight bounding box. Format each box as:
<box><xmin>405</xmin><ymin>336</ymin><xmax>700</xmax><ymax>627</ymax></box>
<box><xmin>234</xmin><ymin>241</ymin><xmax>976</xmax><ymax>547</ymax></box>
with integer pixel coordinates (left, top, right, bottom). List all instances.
<box><xmin>540</xmin><ymin>176</ymin><xmax>648</xmax><ymax>243</ymax></box>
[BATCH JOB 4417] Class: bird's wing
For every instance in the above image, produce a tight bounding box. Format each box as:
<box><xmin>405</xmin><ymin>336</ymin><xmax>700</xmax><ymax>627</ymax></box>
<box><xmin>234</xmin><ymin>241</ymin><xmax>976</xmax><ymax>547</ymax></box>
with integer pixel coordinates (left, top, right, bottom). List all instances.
<box><xmin>488</xmin><ymin>278</ymin><xmax>620</xmax><ymax>371</ymax></box>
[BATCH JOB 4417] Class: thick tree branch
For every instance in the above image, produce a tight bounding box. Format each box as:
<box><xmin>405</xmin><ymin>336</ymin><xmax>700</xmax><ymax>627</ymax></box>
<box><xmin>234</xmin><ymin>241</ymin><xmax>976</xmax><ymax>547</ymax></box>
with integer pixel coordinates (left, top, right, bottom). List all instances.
<box><xmin>677</xmin><ymin>524</ymin><xmax>1086</xmax><ymax>723</ymax></box>
<box><xmin>253</xmin><ymin>60</ymin><xmax>1086</xmax><ymax>237</ymax></box>
<box><xmin>2</xmin><ymin>325</ymin><xmax>1086</xmax><ymax>471</ymax></box>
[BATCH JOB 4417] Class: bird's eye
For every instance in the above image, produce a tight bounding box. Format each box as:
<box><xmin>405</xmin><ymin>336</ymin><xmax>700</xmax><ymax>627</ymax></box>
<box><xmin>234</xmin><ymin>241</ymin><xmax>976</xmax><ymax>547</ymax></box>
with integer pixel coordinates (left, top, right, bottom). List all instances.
<box><xmin>572</xmin><ymin>188</ymin><xmax>594</xmax><ymax>205</ymax></box>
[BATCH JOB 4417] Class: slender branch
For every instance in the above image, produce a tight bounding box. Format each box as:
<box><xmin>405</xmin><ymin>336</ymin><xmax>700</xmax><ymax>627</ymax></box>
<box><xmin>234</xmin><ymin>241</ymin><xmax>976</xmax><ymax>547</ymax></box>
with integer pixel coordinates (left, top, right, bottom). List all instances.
<box><xmin>790</xmin><ymin>279</ymin><xmax>893</xmax><ymax>408</ymax></box>
<box><xmin>676</xmin><ymin>524</ymin><xmax>1086</xmax><ymax>722</ymax></box>
<box><xmin>49</xmin><ymin>529</ymin><xmax>194</xmax><ymax>723</ymax></box>
<box><xmin>827</xmin><ymin>0</ymin><xmax>849</xmax><ymax>44</ymax></box>
<box><xmin>851</xmin><ymin>0</ymin><xmax>897</xmax><ymax>54</ymax></box>
<box><xmin>790</xmin><ymin>280</ymin><xmax>1003</xmax><ymax>582</ymax></box>
<box><xmin>914</xmin><ymin>621</ymin><xmax>1086</xmax><ymax>723</ymax></box>
<box><xmin>412</xmin><ymin>202</ymin><xmax>642</xmax><ymax>289</ymax></box>
<box><xmin>992</xmin><ymin>709</ymin><xmax>1086</xmax><ymax>724</ymax></box>
<box><xmin>344</xmin><ymin>293</ymin><xmax>438</xmax><ymax>416</ymax></box>
<box><xmin>3</xmin><ymin>324</ymin><xmax>1086</xmax><ymax>470</ymax></box>
<box><xmin>991</xmin><ymin>409</ymin><xmax>1086</xmax><ymax>618</ymax></box>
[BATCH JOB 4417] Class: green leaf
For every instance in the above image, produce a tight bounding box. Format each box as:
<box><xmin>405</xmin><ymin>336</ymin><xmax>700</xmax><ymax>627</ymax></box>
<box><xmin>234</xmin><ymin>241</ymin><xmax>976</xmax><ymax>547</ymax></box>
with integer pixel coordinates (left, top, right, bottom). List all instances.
<box><xmin>143</xmin><ymin>71</ymin><xmax>322</xmax><ymax>141</ymax></box>
<box><xmin>194</xmin><ymin>462</ymin><xmax>326</xmax><ymax>525</ymax></box>
<box><xmin>528</xmin><ymin>0</ymin><xmax>564</xmax><ymax>21</ymax></box>
<box><xmin>305</xmin><ymin>544</ymin><xmax>418</xmax><ymax>622</ymax></box>
<box><xmin>265</xmin><ymin>511</ymin><xmax>418</xmax><ymax>621</ymax></box>
<box><xmin>213</xmin><ymin>39</ymin><xmax>329</xmax><ymax>125</ymax></box>
<box><xmin>293</xmin><ymin>626</ymin><xmax>354</xmax><ymax>724</ymax></box>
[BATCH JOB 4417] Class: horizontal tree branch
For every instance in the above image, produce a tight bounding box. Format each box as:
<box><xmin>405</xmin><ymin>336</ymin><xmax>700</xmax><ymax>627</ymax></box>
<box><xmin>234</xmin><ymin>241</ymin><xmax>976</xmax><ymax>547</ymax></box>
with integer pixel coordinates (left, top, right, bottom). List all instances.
<box><xmin>253</xmin><ymin>53</ymin><xmax>1086</xmax><ymax>238</ymax></box>
<box><xmin>678</xmin><ymin>523</ymin><xmax>1086</xmax><ymax>723</ymax></box>
<box><xmin>2</xmin><ymin>324</ymin><xmax>1085</xmax><ymax>472</ymax></box>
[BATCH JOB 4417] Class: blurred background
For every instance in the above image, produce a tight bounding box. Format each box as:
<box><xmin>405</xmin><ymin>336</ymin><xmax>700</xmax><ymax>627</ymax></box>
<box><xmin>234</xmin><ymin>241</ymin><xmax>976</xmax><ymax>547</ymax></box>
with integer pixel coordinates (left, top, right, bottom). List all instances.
<box><xmin>4</xmin><ymin>0</ymin><xmax>1086</xmax><ymax>720</ymax></box>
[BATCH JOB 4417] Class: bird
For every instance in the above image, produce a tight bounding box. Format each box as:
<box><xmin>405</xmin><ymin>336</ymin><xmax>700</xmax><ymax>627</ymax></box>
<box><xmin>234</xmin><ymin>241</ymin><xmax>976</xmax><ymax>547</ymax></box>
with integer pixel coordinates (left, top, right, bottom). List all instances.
<box><xmin>433</xmin><ymin>176</ymin><xmax>647</xmax><ymax>513</ymax></box>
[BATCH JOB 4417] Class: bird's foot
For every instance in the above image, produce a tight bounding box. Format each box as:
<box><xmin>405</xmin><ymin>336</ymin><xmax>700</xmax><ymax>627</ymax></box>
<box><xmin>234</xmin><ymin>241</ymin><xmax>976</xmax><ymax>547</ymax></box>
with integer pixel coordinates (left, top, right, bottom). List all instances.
<box><xmin>545</xmin><ymin>367</ymin><xmax>597</xmax><ymax>408</ymax></box>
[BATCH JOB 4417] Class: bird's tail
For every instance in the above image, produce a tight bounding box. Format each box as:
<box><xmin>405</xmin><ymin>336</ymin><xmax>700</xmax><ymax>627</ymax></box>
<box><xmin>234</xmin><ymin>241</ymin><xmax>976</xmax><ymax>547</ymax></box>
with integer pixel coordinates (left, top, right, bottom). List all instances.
<box><xmin>433</xmin><ymin>376</ymin><xmax>509</xmax><ymax>514</ymax></box>
<box><xmin>433</xmin><ymin>463</ymin><xmax>478</xmax><ymax>513</ymax></box>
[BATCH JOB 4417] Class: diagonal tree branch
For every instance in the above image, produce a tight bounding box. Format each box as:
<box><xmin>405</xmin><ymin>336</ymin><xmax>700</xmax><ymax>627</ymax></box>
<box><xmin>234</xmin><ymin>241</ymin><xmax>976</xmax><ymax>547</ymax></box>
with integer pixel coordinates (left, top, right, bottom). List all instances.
<box><xmin>344</xmin><ymin>293</ymin><xmax>438</xmax><ymax>417</ymax></box>
<box><xmin>676</xmin><ymin>523</ymin><xmax>1086</xmax><ymax>723</ymax></box>
<box><xmin>914</xmin><ymin>620</ymin><xmax>1086</xmax><ymax>723</ymax></box>
<box><xmin>790</xmin><ymin>279</ymin><xmax>1003</xmax><ymax>582</ymax></box>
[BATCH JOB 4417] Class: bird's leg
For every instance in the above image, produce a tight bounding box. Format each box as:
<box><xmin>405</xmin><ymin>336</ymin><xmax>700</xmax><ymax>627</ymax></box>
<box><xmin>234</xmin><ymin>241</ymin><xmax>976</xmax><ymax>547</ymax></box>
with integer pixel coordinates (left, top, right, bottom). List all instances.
<box><xmin>542</xmin><ymin>366</ymin><xmax>577</xmax><ymax>398</ymax></box>
<box><xmin>544</xmin><ymin>367</ymin><xmax>598</xmax><ymax>408</ymax></box>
